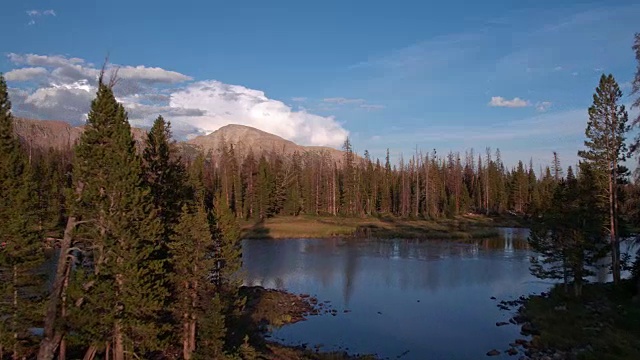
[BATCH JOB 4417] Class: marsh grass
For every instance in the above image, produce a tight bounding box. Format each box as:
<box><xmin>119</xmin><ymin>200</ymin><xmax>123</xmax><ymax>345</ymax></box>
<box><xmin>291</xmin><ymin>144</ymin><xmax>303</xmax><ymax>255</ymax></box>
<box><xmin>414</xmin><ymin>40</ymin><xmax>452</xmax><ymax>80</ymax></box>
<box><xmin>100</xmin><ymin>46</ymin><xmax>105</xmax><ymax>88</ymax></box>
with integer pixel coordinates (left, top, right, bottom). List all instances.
<box><xmin>240</xmin><ymin>214</ymin><xmax>517</xmax><ymax>240</ymax></box>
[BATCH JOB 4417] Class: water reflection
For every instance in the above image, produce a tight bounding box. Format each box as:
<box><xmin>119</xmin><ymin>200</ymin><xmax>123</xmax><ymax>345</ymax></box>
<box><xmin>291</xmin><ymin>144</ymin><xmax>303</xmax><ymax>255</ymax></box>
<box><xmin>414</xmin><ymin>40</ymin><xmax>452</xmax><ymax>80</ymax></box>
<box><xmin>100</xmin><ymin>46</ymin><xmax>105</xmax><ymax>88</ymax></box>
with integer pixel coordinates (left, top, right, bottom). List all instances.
<box><xmin>242</xmin><ymin>228</ymin><xmax>543</xmax><ymax>360</ymax></box>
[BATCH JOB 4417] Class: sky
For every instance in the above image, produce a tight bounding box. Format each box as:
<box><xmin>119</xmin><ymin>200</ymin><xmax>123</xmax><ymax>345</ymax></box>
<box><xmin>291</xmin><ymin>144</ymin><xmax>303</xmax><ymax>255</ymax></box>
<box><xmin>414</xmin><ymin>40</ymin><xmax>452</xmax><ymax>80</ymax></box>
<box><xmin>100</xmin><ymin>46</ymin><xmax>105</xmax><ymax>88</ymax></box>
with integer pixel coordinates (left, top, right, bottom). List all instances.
<box><xmin>1</xmin><ymin>0</ymin><xmax>639</xmax><ymax>169</ymax></box>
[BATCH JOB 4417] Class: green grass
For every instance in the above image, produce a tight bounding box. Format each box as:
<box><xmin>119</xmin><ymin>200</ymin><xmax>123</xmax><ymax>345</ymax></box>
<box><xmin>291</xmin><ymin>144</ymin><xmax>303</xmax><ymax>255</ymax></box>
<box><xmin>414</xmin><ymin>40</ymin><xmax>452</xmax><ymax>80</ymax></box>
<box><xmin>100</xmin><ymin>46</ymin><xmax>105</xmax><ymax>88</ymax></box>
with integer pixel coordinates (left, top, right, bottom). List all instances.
<box><xmin>523</xmin><ymin>280</ymin><xmax>640</xmax><ymax>360</ymax></box>
<box><xmin>240</xmin><ymin>214</ymin><xmax>521</xmax><ymax>240</ymax></box>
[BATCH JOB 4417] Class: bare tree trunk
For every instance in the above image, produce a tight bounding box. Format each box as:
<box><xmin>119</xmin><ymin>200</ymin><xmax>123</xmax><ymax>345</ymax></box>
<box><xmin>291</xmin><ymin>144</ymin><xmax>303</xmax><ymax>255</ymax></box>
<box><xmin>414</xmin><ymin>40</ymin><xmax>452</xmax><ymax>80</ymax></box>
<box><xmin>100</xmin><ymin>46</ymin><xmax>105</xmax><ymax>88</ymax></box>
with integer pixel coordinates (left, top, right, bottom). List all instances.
<box><xmin>13</xmin><ymin>266</ymin><xmax>18</xmax><ymax>360</ymax></box>
<box><xmin>189</xmin><ymin>318</ymin><xmax>196</xmax><ymax>354</ymax></box>
<box><xmin>114</xmin><ymin>322</ymin><xmax>124</xmax><ymax>360</ymax></box>
<box><xmin>182</xmin><ymin>316</ymin><xmax>190</xmax><ymax>360</ymax></box>
<box><xmin>190</xmin><ymin>279</ymin><xmax>197</xmax><ymax>354</ymax></box>
<box><xmin>58</xmin><ymin>261</ymin><xmax>71</xmax><ymax>360</ymax></box>
<box><xmin>82</xmin><ymin>345</ymin><xmax>97</xmax><ymax>360</ymax></box>
<box><xmin>609</xmin><ymin>169</ymin><xmax>620</xmax><ymax>284</ymax></box>
<box><xmin>37</xmin><ymin>216</ymin><xmax>78</xmax><ymax>360</ymax></box>
<box><xmin>106</xmin><ymin>342</ymin><xmax>110</xmax><ymax>360</ymax></box>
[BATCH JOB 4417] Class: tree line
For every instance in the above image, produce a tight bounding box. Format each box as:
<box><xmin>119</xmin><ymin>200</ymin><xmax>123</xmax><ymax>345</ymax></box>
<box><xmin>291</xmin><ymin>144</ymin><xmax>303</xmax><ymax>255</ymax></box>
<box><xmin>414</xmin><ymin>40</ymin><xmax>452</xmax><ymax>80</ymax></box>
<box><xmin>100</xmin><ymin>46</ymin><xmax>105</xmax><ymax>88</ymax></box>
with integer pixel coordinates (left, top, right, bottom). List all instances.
<box><xmin>210</xmin><ymin>136</ymin><xmax>569</xmax><ymax>221</ymax></box>
<box><xmin>0</xmin><ymin>72</ymin><xmax>248</xmax><ymax>360</ymax></box>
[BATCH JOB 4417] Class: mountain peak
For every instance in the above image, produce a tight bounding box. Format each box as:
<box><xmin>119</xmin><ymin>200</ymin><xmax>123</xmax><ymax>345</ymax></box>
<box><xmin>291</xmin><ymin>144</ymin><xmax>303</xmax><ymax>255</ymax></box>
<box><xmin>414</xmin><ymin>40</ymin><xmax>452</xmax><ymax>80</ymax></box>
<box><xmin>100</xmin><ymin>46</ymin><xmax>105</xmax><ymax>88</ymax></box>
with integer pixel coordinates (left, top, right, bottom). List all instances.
<box><xmin>188</xmin><ymin>124</ymin><xmax>343</xmax><ymax>161</ymax></box>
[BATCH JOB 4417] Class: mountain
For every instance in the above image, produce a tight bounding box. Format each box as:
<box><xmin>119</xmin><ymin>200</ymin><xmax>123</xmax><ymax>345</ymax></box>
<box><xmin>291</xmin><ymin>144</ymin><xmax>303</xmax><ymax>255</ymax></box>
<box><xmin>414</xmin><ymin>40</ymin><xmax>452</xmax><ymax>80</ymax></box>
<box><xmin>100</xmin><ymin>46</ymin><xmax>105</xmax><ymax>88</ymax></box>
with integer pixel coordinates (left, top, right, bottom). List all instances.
<box><xmin>13</xmin><ymin>118</ymin><xmax>84</xmax><ymax>151</ymax></box>
<box><xmin>12</xmin><ymin>119</ymin><xmax>345</xmax><ymax>162</ymax></box>
<box><xmin>187</xmin><ymin>124</ymin><xmax>344</xmax><ymax>162</ymax></box>
<box><xmin>13</xmin><ymin>118</ymin><xmax>149</xmax><ymax>151</ymax></box>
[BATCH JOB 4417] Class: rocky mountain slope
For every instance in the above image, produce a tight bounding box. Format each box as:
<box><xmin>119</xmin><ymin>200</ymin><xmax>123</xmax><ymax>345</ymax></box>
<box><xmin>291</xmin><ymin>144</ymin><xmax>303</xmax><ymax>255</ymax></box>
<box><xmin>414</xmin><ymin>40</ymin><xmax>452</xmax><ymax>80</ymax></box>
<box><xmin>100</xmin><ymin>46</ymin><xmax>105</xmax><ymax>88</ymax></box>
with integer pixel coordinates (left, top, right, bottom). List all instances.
<box><xmin>12</xmin><ymin>118</ymin><xmax>344</xmax><ymax>162</ymax></box>
<box><xmin>187</xmin><ymin>124</ymin><xmax>344</xmax><ymax>162</ymax></box>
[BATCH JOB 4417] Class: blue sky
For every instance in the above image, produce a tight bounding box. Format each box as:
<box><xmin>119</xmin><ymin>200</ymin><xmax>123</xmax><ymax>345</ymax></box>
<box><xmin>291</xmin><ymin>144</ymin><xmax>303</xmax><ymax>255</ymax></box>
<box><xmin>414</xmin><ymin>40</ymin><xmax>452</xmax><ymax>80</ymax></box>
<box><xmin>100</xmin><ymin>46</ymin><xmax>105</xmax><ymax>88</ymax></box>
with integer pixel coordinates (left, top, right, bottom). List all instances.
<box><xmin>1</xmin><ymin>0</ymin><xmax>639</xmax><ymax>169</ymax></box>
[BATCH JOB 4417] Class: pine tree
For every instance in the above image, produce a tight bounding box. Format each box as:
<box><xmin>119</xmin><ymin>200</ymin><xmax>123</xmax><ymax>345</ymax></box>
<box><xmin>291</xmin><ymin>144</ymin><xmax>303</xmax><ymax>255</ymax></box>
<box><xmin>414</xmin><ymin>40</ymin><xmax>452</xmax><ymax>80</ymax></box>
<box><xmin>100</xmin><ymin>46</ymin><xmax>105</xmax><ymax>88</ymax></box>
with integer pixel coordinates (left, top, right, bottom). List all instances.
<box><xmin>62</xmin><ymin>80</ymin><xmax>165</xmax><ymax>359</ymax></box>
<box><xmin>0</xmin><ymin>73</ymin><xmax>45</xmax><ymax>359</ymax></box>
<box><xmin>631</xmin><ymin>33</ymin><xmax>640</xmax><ymax>154</ymax></box>
<box><xmin>578</xmin><ymin>74</ymin><xmax>630</xmax><ymax>284</ymax></box>
<box><xmin>143</xmin><ymin>116</ymin><xmax>186</xmax><ymax>240</ymax></box>
<box><xmin>529</xmin><ymin>163</ymin><xmax>607</xmax><ymax>297</ymax></box>
<box><xmin>170</xmin><ymin>203</ymin><xmax>224</xmax><ymax>359</ymax></box>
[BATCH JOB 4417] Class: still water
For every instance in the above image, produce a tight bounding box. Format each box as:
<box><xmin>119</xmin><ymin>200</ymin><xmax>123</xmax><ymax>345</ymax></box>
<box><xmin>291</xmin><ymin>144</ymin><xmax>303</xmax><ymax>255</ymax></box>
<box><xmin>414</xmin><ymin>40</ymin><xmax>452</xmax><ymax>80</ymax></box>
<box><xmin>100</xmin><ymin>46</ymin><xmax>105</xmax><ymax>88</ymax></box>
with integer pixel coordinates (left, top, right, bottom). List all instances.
<box><xmin>242</xmin><ymin>228</ymin><xmax>551</xmax><ymax>360</ymax></box>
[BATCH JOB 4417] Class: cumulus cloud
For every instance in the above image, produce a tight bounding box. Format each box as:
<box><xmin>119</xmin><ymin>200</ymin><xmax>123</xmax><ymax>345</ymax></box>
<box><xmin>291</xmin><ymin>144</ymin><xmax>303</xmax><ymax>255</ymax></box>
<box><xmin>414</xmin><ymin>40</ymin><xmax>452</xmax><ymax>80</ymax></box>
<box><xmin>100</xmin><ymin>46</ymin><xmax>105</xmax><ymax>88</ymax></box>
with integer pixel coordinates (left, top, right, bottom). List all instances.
<box><xmin>488</xmin><ymin>96</ymin><xmax>530</xmax><ymax>108</ymax></box>
<box><xmin>4</xmin><ymin>67</ymin><xmax>48</xmax><ymax>81</ymax></box>
<box><xmin>20</xmin><ymin>82</ymin><xmax>95</xmax><ymax>123</ymax></box>
<box><xmin>170</xmin><ymin>81</ymin><xmax>348</xmax><ymax>146</ymax></box>
<box><xmin>5</xmin><ymin>53</ymin><xmax>350</xmax><ymax>147</ymax></box>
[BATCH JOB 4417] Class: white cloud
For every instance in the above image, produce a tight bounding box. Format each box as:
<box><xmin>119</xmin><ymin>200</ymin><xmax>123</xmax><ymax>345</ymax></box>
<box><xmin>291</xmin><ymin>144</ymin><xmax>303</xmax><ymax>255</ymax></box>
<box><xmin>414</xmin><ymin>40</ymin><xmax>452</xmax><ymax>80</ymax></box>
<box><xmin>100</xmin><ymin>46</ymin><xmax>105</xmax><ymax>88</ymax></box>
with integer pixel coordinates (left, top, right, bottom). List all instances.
<box><xmin>20</xmin><ymin>81</ymin><xmax>95</xmax><ymax>123</ymax></box>
<box><xmin>116</xmin><ymin>66</ymin><xmax>192</xmax><ymax>83</ymax></box>
<box><xmin>291</xmin><ymin>97</ymin><xmax>307</xmax><ymax>102</ymax></box>
<box><xmin>536</xmin><ymin>101</ymin><xmax>552</xmax><ymax>112</ymax></box>
<box><xmin>488</xmin><ymin>96</ymin><xmax>530</xmax><ymax>108</ymax></box>
<box><xmin>323</xmin><ymin>97</ymin><xmax>365</xmax><ymax>105</ymax></box>
<box><xmin>26</xmin><ymin>9</ymin><xmax>56</xmax><ymax>25</ymax></box>
<box><xmin>9</xmin><ymin>53</ymin><xmax>83</xmax><ymax>67</ymax></box>
<box><xmin>170</xmin><ymin>81</ymin><xmax>348</xmax><ymax>146</ymax></box>
<box><xmin>5</xmin><ymin>53</ymin><xmax>350</xmax><ymax>146</ymax></box>
<box><xmin>4</xmin><ymin>67</ymin><xmax>48</xmax><ymax>81</ymax></box>
<box><xmin>7</xmin><ymin>54</ymin><xmax>190</xmax><ymax>86</ymax></box>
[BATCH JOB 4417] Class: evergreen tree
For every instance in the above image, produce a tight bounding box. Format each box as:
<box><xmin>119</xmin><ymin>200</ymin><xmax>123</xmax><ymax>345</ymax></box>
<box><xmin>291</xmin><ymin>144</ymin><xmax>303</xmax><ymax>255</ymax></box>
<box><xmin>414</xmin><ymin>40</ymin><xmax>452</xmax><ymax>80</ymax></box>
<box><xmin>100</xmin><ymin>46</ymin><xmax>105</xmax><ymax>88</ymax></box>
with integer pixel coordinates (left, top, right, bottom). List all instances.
<box><xmin>0</xmin><ymin>73</ymin><xmax>45</xmax><ymax>359</ymax></box>
<box><xmin>578</xmin><ymin>74</ymin><xmax>630</xmax><ymax>284</ymax></box>
<box><xmin>143</xmin><ymin>116</ymin><xmax>186</xmax><ymax>240</ymax></box>
<box><xmin>63</xmin><ymin>80</ymin><xmax>165</xmax><ymax>360</ymax></box>
<box><xmin>529</xmin><ymin>162</ymin><xmax>607</xmax><ymax>297</ymax></box>
<box><xmin>169</xmin><ymin>203</ymin><xmax>224</xmax><ymax>359</ymax></box>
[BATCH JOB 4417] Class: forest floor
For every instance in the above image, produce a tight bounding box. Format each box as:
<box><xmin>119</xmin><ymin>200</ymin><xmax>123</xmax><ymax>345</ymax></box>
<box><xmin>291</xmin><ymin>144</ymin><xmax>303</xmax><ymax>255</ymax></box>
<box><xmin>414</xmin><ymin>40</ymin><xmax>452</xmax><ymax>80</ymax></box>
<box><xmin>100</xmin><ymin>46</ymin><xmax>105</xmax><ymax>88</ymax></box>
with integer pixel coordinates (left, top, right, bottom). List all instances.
<box><xmin>241</xmin><ymin>214</ymin><xmax>526</xmax><ymax>240</ymax></box>
<box><xmin>238</xmin><ymin>286</ymin><xmax>377</xmax><ymax>359</ymax></box>
<box><xmin>506</xmin><ymin>280</ymin><xmax>640</xmax><ymax>360</ymax></box>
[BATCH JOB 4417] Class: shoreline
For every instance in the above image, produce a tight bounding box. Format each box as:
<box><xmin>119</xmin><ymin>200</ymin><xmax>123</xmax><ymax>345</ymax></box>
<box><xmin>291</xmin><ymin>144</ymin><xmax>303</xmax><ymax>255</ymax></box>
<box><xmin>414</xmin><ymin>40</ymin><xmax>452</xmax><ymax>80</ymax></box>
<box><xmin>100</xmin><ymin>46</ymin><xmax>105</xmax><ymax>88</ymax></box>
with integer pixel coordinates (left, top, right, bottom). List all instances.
<box><xmin>501</xmin><ymin>280</ymin><xmax>640</xmax><ymax>360</ymax></box>
<box><xmin>239</xmin><ymin>286</ymin><xmax>377</xmax><ymax>359</ymax></box>
<box><xmin>241</xmin><ymin>214</ymin><xmax>527</xmax><ymax>240</ymax></box>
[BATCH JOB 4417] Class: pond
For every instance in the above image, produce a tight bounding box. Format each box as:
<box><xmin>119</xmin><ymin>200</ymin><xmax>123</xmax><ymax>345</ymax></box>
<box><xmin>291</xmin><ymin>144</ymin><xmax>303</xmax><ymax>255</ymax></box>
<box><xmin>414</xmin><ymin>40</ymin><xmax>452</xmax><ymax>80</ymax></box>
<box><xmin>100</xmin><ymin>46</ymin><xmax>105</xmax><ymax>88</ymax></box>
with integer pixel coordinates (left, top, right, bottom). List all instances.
<box><xmin>241</xmin><ymin>228</ymin><xmax>552</xmax><ymax>359</ymax></box>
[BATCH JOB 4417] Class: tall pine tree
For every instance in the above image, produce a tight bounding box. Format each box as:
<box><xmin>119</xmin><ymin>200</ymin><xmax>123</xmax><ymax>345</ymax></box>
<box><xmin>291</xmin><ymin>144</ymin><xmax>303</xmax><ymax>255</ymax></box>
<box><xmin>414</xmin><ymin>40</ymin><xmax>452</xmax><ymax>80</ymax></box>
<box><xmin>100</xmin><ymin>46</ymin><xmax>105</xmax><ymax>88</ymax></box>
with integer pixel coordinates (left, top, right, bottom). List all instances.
<box><xmin>578</xmin><ymin>74</ymin><xmax>629</xmax><ymax>284</ymax></box>
<box><xmin>0</xmin><ymin>73</ymin><xmax>45</xmax><ymax>359</ymax></box>
<box><xmin>63</xmin><ymin>79</ymin><xmax>165</xmax><ymax>360</ymax></box>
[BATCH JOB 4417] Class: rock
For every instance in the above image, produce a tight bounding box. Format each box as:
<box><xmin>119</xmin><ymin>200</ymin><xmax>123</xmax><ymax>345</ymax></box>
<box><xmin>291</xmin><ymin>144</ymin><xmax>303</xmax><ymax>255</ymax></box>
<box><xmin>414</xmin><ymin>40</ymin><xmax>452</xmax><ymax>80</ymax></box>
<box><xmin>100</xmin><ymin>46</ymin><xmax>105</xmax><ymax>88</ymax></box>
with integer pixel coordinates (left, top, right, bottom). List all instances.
<box><xmin>377</xmin><ymin>311</ymin><xmax>382</xmax><ymax>315</ymax></box>
<box><xmin>521</xmin><ymin>322</ymin><xmax>540</xmax><ymax>336</ymax></box>
<box><xmin>514</xmin><ymin>339</ymin><xmax>528</xmax><ymax>346</ymax></box>
<box><xmin>486</xmin><ymin>349</ymin><xmax>501</xmax><ymax>356</ymax></box>
<box><xmin>496</xmin><ymin>321</ymin><xmax>509</xmax><ymax>327</ymax></box>
<box><xmin>343</xmin><ymin>309</ymin><xmax>351</xmax><ymax>313</ymax></box>
<box><xmin>491</xmin><ymin>296</ymin><xmax>497</xmax><ymax>300</ymax></box>
<box><xmin>512</xmin><ymin>314</ymin><xmax>527</xmax><ymax>324</ymax></box>
<box><xmin>506</xmin><ymin>348</ymin><xmax>518</xmax><ymax>356</ymax></box>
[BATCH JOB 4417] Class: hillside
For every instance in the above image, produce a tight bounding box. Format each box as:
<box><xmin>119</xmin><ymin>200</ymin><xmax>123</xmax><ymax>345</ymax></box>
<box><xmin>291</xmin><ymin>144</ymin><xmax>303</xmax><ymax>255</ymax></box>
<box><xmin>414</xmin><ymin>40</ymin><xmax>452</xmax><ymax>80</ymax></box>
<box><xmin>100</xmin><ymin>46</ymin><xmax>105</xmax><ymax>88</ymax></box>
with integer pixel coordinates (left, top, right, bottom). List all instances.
<box><xmin>12</xmin><ymin>118</ymin><xmax>344</xmax><ymax>162</ymax></box>
<box><xmin>187</xmin><ymin>124</ymin><xmax>344</xmax><ymax>162</ymax></box>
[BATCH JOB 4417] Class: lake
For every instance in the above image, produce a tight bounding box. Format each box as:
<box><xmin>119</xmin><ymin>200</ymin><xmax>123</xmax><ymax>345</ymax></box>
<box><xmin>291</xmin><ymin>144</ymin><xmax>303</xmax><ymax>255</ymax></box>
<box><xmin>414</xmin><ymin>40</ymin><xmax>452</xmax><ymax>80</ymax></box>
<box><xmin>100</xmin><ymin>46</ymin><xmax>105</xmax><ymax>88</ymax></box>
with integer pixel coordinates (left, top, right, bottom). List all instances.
<box><xmin>241</xmin><ymin>228</ymin><xmax>551</xmax><ymax>360</ymax></box>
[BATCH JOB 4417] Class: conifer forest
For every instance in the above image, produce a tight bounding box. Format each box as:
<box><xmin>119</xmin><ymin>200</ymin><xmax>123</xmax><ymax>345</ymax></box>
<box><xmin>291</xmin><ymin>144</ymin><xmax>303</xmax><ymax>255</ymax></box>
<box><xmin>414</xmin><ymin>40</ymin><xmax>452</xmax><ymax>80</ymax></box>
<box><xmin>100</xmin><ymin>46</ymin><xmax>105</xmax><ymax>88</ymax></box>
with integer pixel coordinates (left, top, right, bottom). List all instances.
<box><xmin>2</xmin><ymin>9</ymin><xmax>640</xmax><ymax>360</ymax></box>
